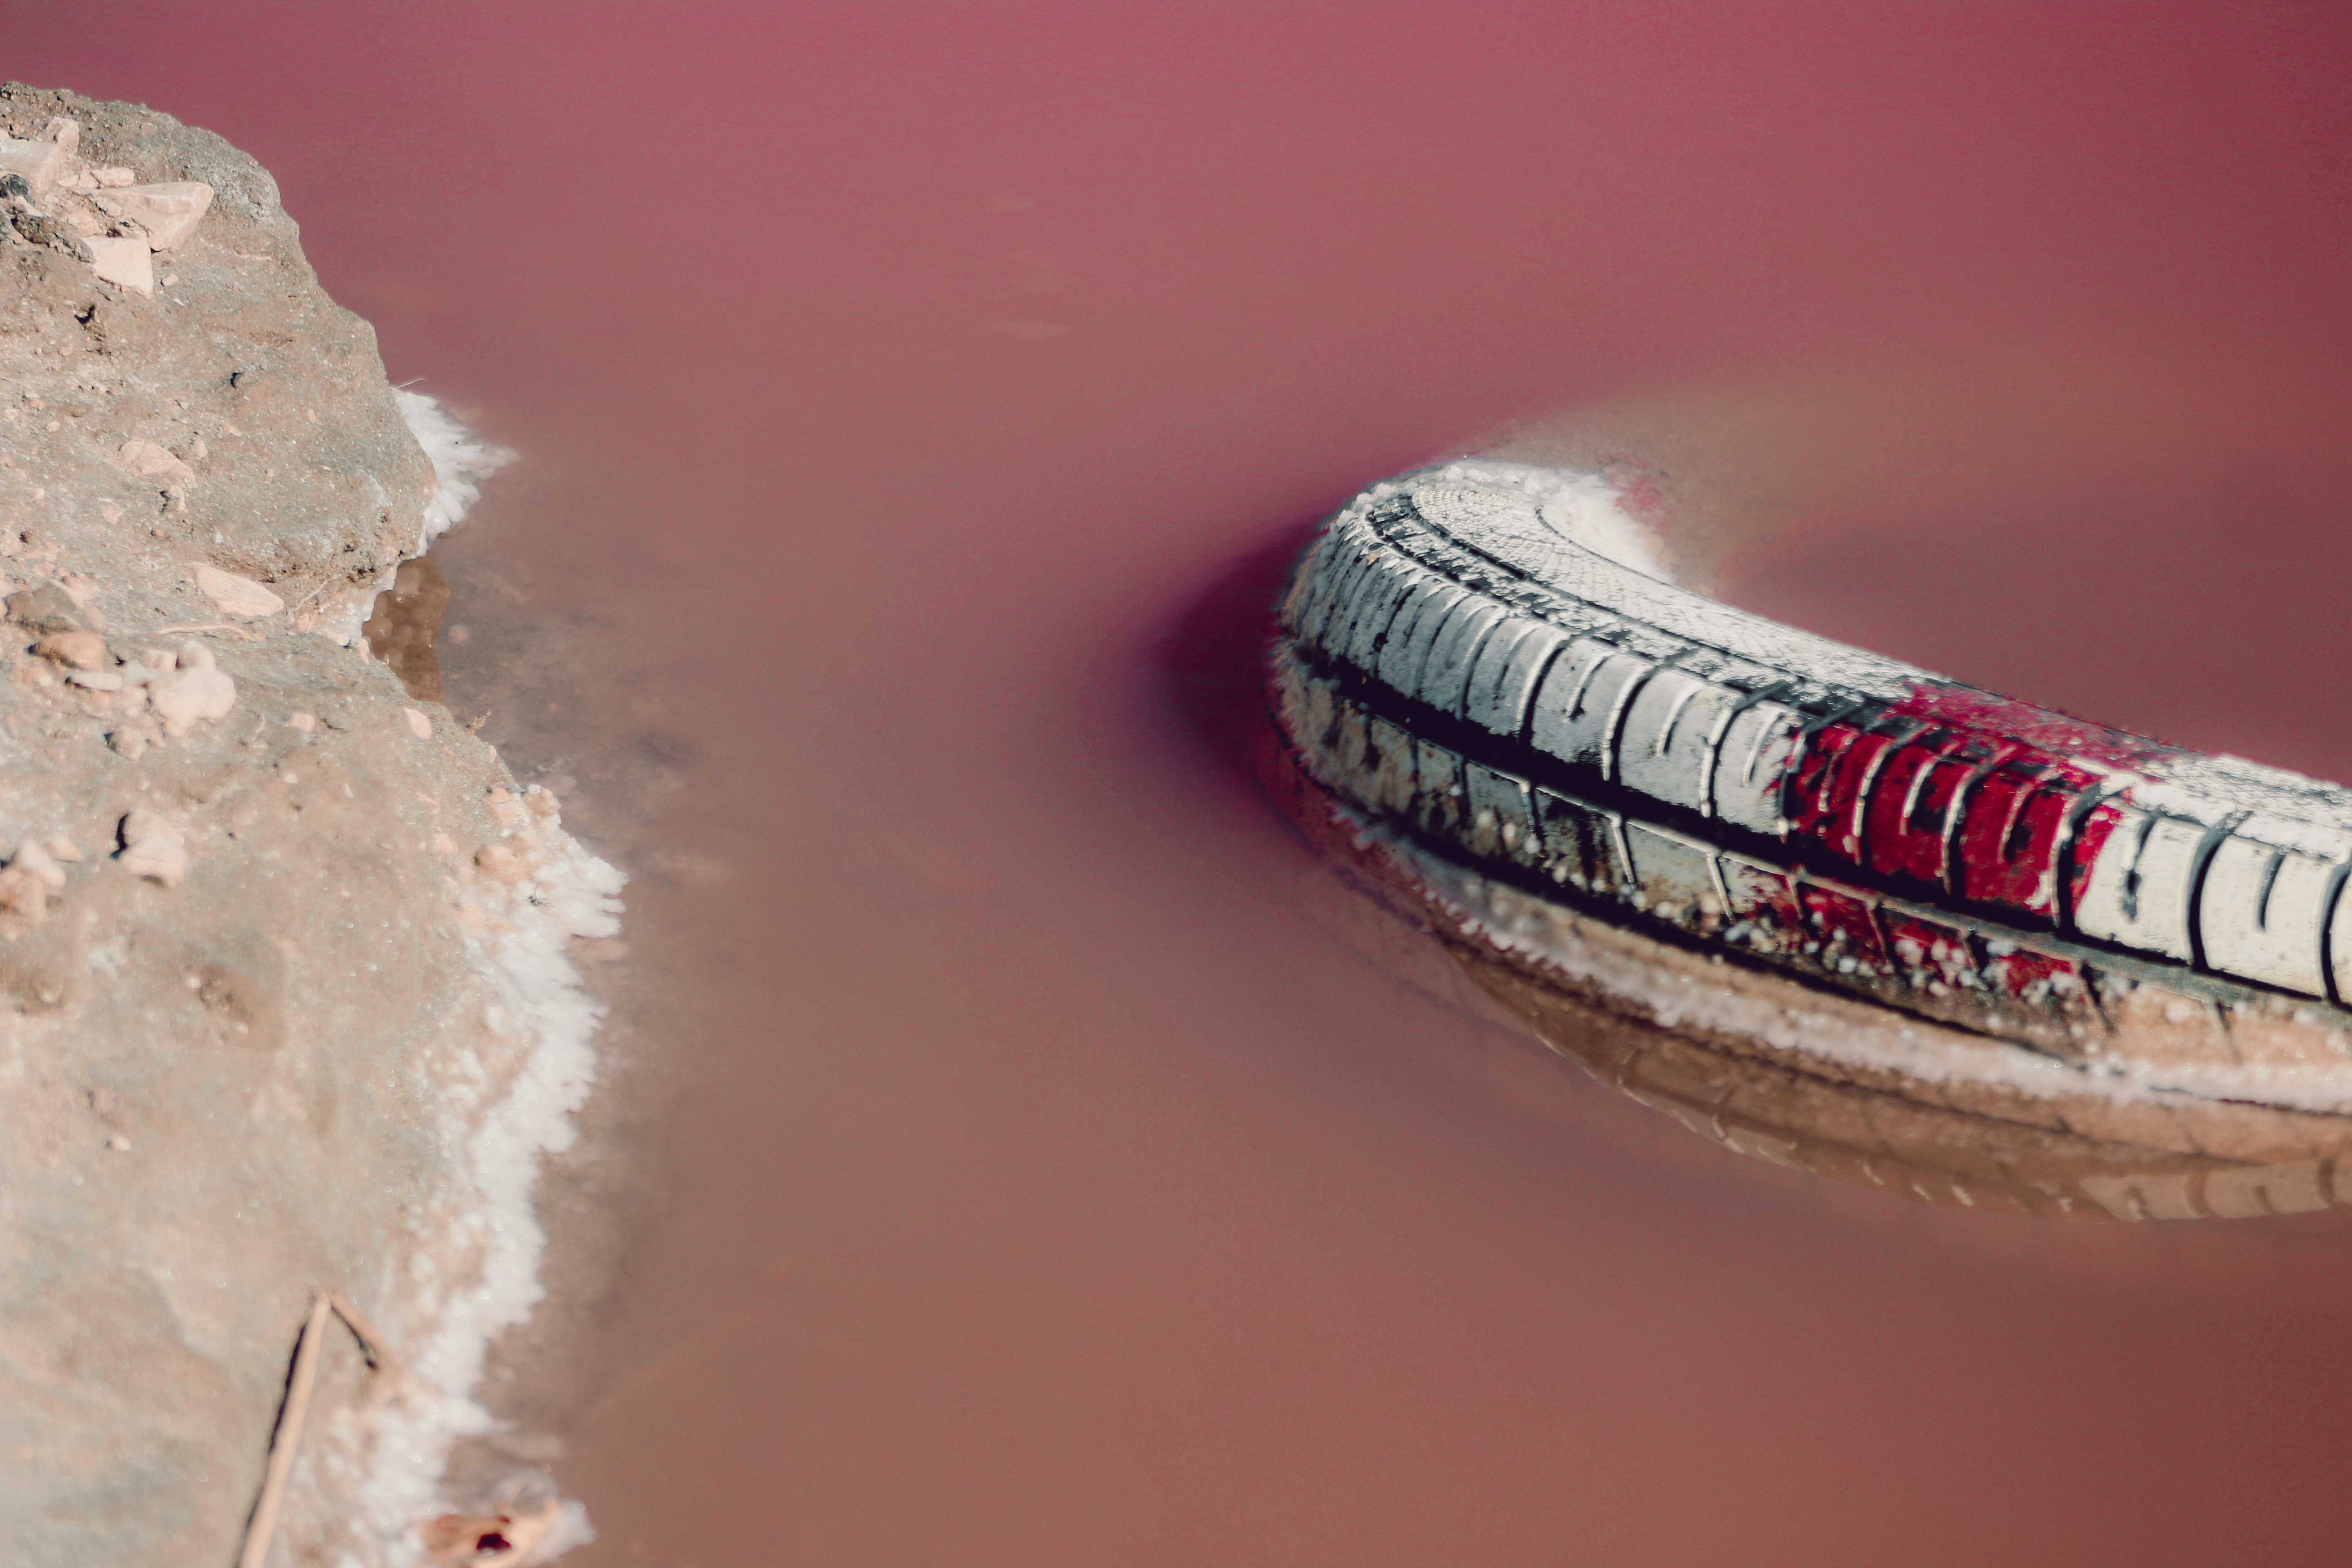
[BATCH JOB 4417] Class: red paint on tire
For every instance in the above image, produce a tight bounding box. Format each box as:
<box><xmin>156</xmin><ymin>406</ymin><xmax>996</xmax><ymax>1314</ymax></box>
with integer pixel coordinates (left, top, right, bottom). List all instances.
<box><xmin>1773</xmin><ymin>683</ymin><xmax>2142</xmax><ymax>924</ymax></box>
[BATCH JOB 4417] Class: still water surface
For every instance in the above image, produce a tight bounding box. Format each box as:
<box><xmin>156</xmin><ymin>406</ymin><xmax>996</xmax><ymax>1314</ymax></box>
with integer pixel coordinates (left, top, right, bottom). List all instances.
<box><xmin>24</xmin><ymin>5</ymin><xmax>2352</xmax><ymax>1563</ymax></box>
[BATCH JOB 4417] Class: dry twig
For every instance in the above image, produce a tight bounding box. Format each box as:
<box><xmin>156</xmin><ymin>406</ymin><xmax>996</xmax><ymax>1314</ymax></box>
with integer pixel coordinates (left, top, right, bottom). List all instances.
<box><xmin>152</xmin><ymin>621</ymin><xmax>264</xmax><ymax>641</ymax></box>
<box><xmin>328</xmin><ymin>1289</ymin><xmax>397</xmax><ymax>1377</ymax></box>
<box><xmin>236</xmin><ymin>1294</ymin><xmax>332</xmax><ymax>1568</ymax></box>
<box><xmin>236</xmin><ymin>1290</ymin><xmax>397</xmax><ymax>1568</ymax></box>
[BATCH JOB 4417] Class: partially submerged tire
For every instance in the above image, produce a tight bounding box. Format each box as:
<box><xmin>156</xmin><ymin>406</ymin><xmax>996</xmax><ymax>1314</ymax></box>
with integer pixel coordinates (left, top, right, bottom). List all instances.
<box><xmin>1267</xmin><ymin>458</ymin><xmax>2352</xmax><ymax>1220</ymax></box>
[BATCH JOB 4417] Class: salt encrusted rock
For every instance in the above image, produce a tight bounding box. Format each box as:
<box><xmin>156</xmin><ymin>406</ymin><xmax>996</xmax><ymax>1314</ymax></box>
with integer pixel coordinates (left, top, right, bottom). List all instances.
<box><xmin>0</xmin><ymin>83</ymin><xmax>619</xmax><ymax>1568</ymax></box>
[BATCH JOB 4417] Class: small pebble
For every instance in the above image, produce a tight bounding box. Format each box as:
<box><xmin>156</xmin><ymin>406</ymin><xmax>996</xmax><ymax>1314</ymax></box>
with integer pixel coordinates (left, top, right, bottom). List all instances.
<box><xmin>286</xmin><ymin>711</ymin><xmax>315</xmax><ymax>732</ymax></box>
<box><xmin>32</xmin><ymin>629</ymin><xmax>104</xmax><ymax>670</ymax></box>
<box><xmin>118</xmin><ymin>810</ymin><xmax>189</xmax><ymax>887</ymax></box>
<box><xmin>193</xmin><ymin>564</ymin><xmax>283</xmax><ymax>619</ymax></box>
<box><xmin>148</xmin><ymin>642</ymin><xmax>235</xmax><ymax>735</ymax></box>
<box><xmin>402</xmin><ymin>707</ymin><xmax>431</xmax><ymax>739</ymax></box>
<box><xmin>115</xmin><ymin>440</ymin><xmax>191</xmax><ymax>482</ymax></box>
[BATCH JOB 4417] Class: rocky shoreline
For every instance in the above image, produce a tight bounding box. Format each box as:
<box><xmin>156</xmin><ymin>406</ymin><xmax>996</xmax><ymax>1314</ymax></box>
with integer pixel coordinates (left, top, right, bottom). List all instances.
<box><xmin>0</xmin><ymin>83</ymin><xmax>622</xmax><ymax>1565</ymax></box>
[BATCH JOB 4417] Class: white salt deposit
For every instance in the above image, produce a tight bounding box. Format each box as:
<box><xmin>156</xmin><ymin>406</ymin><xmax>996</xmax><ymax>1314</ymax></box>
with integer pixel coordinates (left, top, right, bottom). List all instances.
<box><xmin>318</xmin><ymin>397</ymin><xmax>619</xmax><ymax>1565</ymax></box>
<box><xmin>1394</xmin><ymin>460</ymin><xmax>1936</xmax><ymax>701</ymax></box>
<box><xmin>1518</xmin><ymin>463</ymin><xmax>1672</xmax><ymax>582</ymax></box>
<box><xmin>308</xmin><ymin>390</ymin><xmax>505</xmax><ymax>648</ymax></box>
<box><xmin>335</xmin><ymin>802</ymin><xmax>619</xmax><ymax>1566</ymax></box>
<box><xmin>394</xmin><ymin>387</ymin><xmax>516</xmax><ymax>550</ymax></box>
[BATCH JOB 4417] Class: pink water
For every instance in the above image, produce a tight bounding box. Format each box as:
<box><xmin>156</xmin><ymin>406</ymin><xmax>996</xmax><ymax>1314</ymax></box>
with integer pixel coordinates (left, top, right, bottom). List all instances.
<box><xmin>25</xmin><ymin>5</ymin><xmax>2352</xmax><ymax>1563</ymax></box>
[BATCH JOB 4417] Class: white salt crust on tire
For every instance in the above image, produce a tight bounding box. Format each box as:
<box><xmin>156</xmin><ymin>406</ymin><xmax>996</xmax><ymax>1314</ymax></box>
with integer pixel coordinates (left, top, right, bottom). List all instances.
<box><xmin>1279</xmin><ymin>460</ymin><xmax>2352</xmax><ymax>1009</ymax></box>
